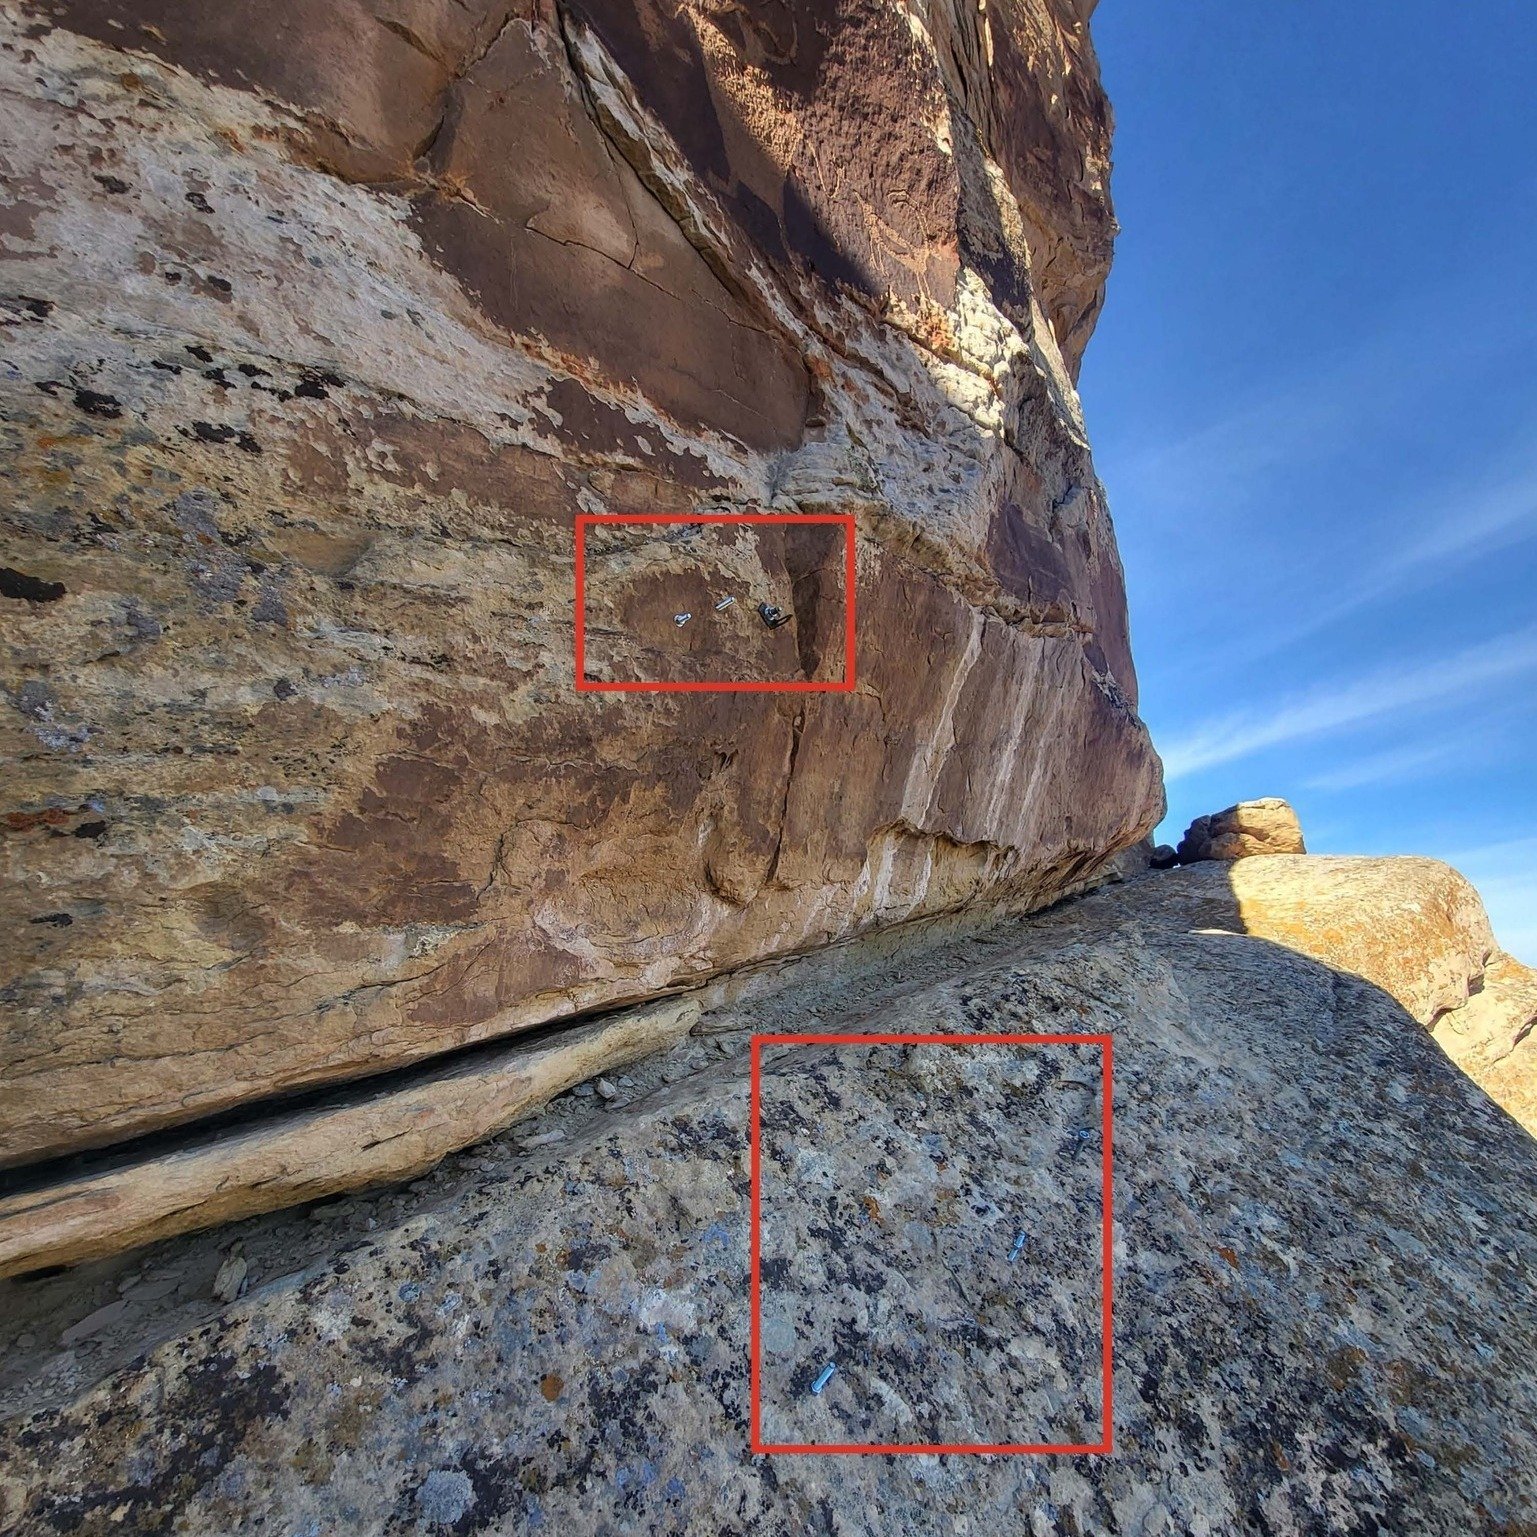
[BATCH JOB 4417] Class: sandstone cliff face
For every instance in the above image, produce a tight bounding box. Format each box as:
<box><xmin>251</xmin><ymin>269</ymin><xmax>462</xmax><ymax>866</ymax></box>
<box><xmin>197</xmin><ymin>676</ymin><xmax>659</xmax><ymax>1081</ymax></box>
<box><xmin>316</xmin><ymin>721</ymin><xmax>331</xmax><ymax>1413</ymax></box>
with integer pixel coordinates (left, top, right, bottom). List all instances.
<box><xmin>0</xmin><ymin>1</ymin><xmax>1159</xmax><ymax>1169</ymax></box>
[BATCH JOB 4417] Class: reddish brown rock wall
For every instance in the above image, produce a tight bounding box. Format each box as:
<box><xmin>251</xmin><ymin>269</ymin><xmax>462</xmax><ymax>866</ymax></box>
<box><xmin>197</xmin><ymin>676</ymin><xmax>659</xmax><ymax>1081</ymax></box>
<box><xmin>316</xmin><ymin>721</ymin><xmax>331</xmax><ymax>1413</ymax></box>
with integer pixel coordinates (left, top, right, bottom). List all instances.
<box><xmin>0</xmin><ymin>0</ymin><xmax>1160</xmax><ymax>1168</ymax></box>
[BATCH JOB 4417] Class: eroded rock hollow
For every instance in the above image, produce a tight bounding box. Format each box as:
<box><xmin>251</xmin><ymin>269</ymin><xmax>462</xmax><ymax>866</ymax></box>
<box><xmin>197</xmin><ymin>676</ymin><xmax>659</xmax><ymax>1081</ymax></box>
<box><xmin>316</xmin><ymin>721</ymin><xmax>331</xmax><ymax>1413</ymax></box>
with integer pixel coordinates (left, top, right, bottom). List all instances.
<box><xmin>0</xmin><ymin>0</ymin><xmax>1160</xmax><ymax>1173</ymax></box>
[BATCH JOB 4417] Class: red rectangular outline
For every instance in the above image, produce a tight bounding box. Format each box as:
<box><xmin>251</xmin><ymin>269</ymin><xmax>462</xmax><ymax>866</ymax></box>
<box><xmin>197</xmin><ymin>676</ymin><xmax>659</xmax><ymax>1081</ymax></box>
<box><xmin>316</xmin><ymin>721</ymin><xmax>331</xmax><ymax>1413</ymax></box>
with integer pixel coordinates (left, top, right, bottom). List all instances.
<box><xmin>574</xmin><ymin>513</ymin><xmax>857</xmax><ymax>692</ymax></box>
<box><xmin>749</xmin><ymin>1031</ymin><xmax>1114</xmax><ymax>1456</ymax></box>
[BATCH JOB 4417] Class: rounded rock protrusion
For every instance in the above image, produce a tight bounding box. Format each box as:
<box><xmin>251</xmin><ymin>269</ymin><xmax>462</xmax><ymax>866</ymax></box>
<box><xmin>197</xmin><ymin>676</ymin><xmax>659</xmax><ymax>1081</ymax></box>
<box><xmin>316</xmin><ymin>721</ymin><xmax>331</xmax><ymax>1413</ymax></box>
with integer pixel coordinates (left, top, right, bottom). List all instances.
<box><xmin>1176</xmin><ymin>798</ymin><xmax>1305</xmax><ymax>862</ymax></box>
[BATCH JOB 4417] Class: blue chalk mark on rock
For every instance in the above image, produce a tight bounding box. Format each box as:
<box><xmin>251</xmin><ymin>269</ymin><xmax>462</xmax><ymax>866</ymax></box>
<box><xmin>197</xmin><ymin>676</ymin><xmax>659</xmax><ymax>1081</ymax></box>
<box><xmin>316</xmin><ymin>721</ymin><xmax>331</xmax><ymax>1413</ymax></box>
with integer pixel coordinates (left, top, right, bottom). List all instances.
<box><xmin>1008</xmin><ymin>1232</ymin><xmax>1027</xmax><ymax>1262</ymax></box>
<box><xmin>810</xmin><ymin>1362</ymin><xmax>837</xmax><ymax>1396</ymax></box>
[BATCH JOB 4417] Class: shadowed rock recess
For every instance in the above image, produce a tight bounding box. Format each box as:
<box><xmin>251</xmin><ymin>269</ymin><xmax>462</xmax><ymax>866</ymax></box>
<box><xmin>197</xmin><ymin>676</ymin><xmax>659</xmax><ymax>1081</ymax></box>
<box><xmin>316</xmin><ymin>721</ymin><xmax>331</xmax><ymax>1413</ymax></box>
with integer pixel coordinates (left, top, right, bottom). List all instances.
<box><xmin>0</xmin><ymin>0</ymin><xmax>1157</xmax><ymax>1186</ymax></box>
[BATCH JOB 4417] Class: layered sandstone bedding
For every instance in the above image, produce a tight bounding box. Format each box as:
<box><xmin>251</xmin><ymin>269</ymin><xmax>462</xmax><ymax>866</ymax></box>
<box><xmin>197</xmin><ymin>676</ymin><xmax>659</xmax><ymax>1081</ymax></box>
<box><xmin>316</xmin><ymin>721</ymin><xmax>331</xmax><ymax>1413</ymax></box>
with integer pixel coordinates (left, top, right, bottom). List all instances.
<box><xmin>0</xmin><ymin>0</ymin><xmax>1158</xmax><ymax>1191</ymax></box>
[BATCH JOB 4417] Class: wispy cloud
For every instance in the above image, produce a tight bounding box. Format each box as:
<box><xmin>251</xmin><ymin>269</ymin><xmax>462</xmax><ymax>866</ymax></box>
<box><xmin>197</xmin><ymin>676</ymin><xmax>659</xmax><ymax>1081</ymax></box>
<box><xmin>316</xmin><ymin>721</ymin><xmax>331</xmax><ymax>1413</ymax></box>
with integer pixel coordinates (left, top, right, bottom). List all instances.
<box><xmin>1443</xmin><ymin>833</ymin><xmax>1537</xmax><ymax>873</ymax></box>
<box><xmin>1104</xmin><ymin>269</ymin><xmax>1537</xmax><ymax>677</ymax></box>
<box><xmin>1162</xmin><ymin>623</ymin><xmax>1537</xmax><ymax>780</ymax></box>
<box><xmin>1119</xmin><ymin>331</ymin><xmax>1421</xmax><ymax>509</ymax></box>
<box><xmin>1240</xmin><ymin>454</ymin><xmax>1537</xmax><ymax>659</ymax></box>
<box><xmin>1375</xmin><ymin>464</ymin><xmax>1537</xmax><ymax>582</ymax></box>
<box><xmin>1112</xmin><ymin>277</ymin><xmax>1537</xmax><ymax>519</ymax></box>
<box><xmin>1302</xmin><ymin>739</ymin><xmax>1465</xmax><ymax>794</ymax></box>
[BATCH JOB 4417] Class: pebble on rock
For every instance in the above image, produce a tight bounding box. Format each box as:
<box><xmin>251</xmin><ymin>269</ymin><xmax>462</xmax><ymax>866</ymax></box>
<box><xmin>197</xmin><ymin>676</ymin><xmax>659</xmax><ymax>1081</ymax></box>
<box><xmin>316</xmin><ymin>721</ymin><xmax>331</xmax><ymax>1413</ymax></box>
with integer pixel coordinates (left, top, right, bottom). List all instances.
<box><xmin>59</xmin><ymin>1300</ymin><xmax>130</xmax><ymax>1348</ymax></box>
<box><xmin>520</xmin><ymin>1130</ymin><xmax>567</xmax><ymax>1150</ymax></box>
<box><xmin>212</xmin><ymin>1254</ymin><xmax>247</xmax><ymax>1304</ymax></box>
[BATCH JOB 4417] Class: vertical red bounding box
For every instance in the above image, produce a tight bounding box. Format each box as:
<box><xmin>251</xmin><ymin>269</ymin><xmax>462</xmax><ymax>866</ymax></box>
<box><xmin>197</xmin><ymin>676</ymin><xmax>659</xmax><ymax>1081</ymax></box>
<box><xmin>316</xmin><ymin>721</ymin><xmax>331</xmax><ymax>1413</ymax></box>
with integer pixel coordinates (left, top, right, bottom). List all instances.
<box><xmin>749</xmin><ymin>1031</ymin><xmax>1115</xmax><ymax>1456</ymax></box>
<box><xmin>574</xmin><ymin>513</ymin><xmax>857</xmax><ymax>692</ymax></box>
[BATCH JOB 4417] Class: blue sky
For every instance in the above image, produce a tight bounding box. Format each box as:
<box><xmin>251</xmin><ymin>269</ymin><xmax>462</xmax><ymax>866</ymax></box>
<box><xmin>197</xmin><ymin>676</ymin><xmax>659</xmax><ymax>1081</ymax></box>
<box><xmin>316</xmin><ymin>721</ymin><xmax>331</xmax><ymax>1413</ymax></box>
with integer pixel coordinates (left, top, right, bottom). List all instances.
<box><xmin>1079</xmin><ymin>0</ymin><xmax>1537</xmax><ymax>960</ymax></box>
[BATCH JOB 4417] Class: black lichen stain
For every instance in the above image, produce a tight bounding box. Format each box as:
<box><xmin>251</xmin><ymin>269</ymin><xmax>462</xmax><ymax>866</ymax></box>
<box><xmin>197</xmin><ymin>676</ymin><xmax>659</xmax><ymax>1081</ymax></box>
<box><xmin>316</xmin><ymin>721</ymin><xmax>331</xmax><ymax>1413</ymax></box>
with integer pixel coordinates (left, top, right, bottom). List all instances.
<box><xmin>185</xmin><ymin>421</ymin><xmax>262</xmax><ymax>454</ymax></box>
<box><xmin>72</xmin><ymin>388</ymin><xmax>122</xmax><ymax>419</ymax></box>
<box><xmin>293</xmin><ymin>368</ymin><xmax>345</xmax><ymax>400</ymax></box>
<box><xmin>1</xmin><ymin>566</ymin><xmax>66</xmax><ymax>602</ymax></box>
<box><xmin>12</xmin><ymin>1352</ymin><xmax>291</xmax><ymax>1535</ymax></box>
<box><xmin>760</xmin><ymin>1256</ymin><xmax>791</xmax><ymax>1288</ymax></box>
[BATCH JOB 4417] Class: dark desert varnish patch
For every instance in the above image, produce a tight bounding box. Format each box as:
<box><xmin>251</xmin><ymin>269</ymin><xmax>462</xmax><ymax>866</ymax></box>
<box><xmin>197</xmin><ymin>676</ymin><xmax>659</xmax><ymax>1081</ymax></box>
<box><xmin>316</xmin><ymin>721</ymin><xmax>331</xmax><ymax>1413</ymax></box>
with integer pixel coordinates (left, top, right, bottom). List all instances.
<box><xmin>574</xmin><ymin>513</ymin><xmax>857</xmax><ymax>693</ymax></box>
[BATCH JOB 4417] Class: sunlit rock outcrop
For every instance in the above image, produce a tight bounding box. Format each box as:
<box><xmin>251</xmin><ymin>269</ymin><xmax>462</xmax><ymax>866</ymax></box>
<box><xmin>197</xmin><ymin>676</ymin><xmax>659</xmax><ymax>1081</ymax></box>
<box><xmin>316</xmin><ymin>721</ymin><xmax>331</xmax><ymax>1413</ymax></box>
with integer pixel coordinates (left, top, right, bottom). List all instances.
<box><xmin>0</xmin><ymin>0</ymin><xmax>1159</xmax><ymax>1170</ymax></box>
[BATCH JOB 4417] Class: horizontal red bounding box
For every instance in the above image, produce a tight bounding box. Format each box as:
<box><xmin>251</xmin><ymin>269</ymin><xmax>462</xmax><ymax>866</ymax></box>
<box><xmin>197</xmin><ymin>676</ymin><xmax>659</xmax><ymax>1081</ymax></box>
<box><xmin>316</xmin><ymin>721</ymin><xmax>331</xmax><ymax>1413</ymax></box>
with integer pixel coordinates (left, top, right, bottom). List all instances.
<box><xmin>574</xmin><ymin>513</ymin><xmax>857</xmax><ymax>693</ymax></box>
<box><xmin>749</xmin><ymin>1031</ymin><xmax>1114</xmax><ymax>1456</ymax></box>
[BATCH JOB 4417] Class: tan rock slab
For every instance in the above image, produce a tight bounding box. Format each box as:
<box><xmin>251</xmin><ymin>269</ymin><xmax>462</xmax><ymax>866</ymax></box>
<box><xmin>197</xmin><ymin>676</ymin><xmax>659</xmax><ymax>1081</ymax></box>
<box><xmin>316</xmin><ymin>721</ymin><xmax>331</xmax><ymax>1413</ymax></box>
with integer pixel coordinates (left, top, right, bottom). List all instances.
<box><xmin>0</xmin><ymin>998</ymin><xmax>698</xmax><ymax>1279</ymax></box>
<box><xmin>1434</xmin><ymin>952</ymin><xmax>1537</xmax><ymax>1136</ymax></box>
<box><xmin>1220</xmin><ymin>854</ymin><xmax>1494</xmax><ymax>1025</ymax></box>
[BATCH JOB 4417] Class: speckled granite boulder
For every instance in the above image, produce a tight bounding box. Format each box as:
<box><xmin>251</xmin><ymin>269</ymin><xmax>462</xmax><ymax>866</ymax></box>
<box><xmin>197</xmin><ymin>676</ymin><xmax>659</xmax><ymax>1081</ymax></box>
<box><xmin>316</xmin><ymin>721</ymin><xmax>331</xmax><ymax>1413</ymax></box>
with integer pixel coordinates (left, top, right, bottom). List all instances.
<box><xmin>0</xmin><ymin>0</ymin><xmax>1159</xmax><ymax>1174</ymax></box>
<box><xmin>2</xmin><ymin>862</ymin><xmax>1534</xmax><ymax>1535</ymax></box>
<box><xmin>756</xmin><ymin>1038</ymin><xmax>1109</xmax><ymax>1452</ymax></box>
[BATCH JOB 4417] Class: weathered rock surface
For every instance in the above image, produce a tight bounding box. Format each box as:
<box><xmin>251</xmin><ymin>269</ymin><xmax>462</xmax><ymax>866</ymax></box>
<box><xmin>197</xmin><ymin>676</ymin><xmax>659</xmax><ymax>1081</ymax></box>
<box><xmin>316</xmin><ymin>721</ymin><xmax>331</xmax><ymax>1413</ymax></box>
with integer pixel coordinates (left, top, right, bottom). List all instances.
<box><xmin>0</xmin><ymin>0</ymin><xmax>1159</xmax><ymax>1173</ymax></box>
<box><xmin>1433</xmin><ymin>951</ymin><xmax>1537</xmax><ymax>1136</ymax></box>
<box><xmin>579</xmin><ymin>516</ymin><xmax>851</xmax><ymax>687</ymax></box>
<box><xmin>1218</xmin><ymin>854</ymin><xmax>1494</xmax><ymax>1026</ymax></box>
<box><xmin>757</xmin><ymin>1037</ymin><xmax>1109</xmax><ymax>1451</ymax></box>
<box><xmin>1177</xmin><ymin>797</ymin><xmax>1306</xmax><ymax>862</ymax></box>
<box><xmin>2</xmin><ymin>861</ymin><xmax>1535</xmax><ymax>1534</ymax></box>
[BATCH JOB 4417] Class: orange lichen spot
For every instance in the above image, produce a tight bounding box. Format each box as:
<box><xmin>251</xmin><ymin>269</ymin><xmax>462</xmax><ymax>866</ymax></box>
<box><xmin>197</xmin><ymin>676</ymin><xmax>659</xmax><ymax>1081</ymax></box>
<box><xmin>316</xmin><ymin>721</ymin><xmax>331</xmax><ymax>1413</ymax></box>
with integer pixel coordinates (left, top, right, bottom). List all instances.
<box><xmin>1325</xmin><ymin>1345</ymin><xmax>1367</xmax><ymax>1391</ymax></box>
